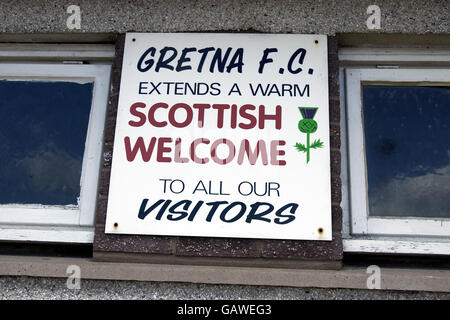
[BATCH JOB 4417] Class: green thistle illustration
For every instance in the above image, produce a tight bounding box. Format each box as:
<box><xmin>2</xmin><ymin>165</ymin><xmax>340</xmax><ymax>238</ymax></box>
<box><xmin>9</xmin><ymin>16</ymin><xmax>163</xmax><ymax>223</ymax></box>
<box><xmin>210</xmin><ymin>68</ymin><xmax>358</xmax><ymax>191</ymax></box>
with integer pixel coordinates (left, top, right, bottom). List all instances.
<box><xmin>295</xmin><ymin>107</ymin><xmax>324</xmax><ymax>163</ymax></box>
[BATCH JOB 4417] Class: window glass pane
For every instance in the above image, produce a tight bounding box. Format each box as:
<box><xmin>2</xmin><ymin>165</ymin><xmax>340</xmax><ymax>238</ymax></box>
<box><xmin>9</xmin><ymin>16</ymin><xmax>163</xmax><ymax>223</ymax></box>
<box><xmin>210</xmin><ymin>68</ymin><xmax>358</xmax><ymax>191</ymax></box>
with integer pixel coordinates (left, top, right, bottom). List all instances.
<box><xmin>0</xmin><ymin>80</ymin><xmax>93</xmax><ymax>205</ymax></box>
<box><xmin>363</xmin><ymin>85</ymin><xmax>450</xmax><ymax>218</ymax></box>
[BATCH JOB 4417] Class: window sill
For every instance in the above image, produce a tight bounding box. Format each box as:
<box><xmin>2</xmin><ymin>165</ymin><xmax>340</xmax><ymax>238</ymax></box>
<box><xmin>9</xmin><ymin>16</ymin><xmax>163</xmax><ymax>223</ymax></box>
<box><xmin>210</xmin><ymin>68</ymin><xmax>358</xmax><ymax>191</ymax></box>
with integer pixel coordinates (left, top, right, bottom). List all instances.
<box><xmin>0</xmin><ymin>226</ymin><xmax>94</xmax><ymax>243</ymax></box>
<box><xmin>343</xmin><ymin>238</ymin><xmax>450</xmax><ymax>255</ymax></box>
<box><xmin>0</xmin><ymin>255</ymin><xmax>449</xmax><ymax>293</ymax></box>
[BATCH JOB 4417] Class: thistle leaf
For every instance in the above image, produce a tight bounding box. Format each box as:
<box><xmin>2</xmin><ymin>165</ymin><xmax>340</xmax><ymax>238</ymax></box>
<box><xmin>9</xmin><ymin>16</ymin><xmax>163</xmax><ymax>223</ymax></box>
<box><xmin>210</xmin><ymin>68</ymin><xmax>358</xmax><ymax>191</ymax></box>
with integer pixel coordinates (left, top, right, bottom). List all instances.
<box><xmin>310</xmin><ymin>139</ymin><xmax>324</xmax><ymax>149</ymax></box>
<box><xmin>295</xmin><ymin>142</ymin><xmax>307</xmax><ymax>152</ymax></box>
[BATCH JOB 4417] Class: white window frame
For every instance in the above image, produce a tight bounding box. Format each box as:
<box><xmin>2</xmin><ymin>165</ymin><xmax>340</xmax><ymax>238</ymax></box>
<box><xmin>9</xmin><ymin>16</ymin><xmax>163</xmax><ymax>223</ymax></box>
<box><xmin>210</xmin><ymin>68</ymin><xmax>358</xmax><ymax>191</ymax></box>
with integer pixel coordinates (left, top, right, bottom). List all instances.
<box><xmin>0</xmin><ymin>44</ymin><xmax>113</xmax><ymax>243</ymax></box>
<box><xmin>339</xmin><ymin>48</ymin><xmax>450</xmax><ymax>255</ymax></box>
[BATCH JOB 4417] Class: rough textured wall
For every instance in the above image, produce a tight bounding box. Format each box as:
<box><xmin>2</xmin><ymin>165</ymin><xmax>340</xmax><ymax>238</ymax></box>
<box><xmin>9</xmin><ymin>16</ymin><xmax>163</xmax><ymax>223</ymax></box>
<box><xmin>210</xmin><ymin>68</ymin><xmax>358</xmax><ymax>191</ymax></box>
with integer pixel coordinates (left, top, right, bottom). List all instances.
<box><xmin>1</xmin><ymin>276</ymin><xmax>450</xmax><ymax>300</ymax></box>
<box><xmin>0</xmin><ymin>0</ymin><xmax>448</xmax><ymax>34</ymax></box>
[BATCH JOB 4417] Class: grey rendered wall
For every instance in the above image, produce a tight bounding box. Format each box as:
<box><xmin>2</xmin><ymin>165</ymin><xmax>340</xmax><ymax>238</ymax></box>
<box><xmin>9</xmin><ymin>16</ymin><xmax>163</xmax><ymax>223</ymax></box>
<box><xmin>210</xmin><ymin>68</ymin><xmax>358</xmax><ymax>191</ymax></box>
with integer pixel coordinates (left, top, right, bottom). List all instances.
<box><xmin>0</xmin><ymin>0</ymin><xmax>448</xmax><ymax>35</ymax></box>
<box><xmin>1</xmin><ymin>276</ymin><xmax>450</xmax><ymax>299</ymax></box>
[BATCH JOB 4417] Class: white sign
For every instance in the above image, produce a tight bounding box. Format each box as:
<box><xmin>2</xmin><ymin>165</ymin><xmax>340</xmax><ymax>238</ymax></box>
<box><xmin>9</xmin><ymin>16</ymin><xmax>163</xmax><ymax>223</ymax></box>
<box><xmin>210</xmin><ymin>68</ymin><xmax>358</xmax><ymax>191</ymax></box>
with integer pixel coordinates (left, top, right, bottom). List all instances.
<box><xmin>105</xmin><ymin>33</ymin><xmax>332</xmax><ymax>241</ymax></box>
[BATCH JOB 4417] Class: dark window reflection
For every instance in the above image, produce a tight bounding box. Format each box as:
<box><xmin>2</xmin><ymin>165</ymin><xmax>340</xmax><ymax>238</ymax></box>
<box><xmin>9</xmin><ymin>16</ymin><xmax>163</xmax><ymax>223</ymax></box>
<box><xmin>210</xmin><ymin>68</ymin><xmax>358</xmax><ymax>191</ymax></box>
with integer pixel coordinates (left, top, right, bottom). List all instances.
<box><xmin>363</xmin><ymin>85</ymin><xmax>450</xmax><ymax>218</ymax></box>
<box><xmin>0</xmin><ymin>80</ymin><xmax>93</xmax><ymax>205</ymax></box>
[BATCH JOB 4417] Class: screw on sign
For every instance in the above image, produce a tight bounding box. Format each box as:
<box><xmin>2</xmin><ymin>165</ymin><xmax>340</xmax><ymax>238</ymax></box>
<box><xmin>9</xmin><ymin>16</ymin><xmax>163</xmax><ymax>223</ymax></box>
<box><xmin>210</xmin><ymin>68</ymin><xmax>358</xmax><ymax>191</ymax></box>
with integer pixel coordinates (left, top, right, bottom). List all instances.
<box><xmin>295</xmin><ymin>107</ymin><xmax>323</xmax><ymax>163</ymax></box>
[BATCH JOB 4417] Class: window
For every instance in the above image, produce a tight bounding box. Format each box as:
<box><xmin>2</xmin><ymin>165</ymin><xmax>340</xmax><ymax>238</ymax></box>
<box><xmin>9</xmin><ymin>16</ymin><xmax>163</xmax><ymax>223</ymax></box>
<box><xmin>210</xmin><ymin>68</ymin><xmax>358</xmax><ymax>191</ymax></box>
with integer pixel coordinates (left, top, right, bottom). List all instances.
<box><xmin>0</xmin><ymin>45</ymin><xmax>113</xmax><ymax>243</ymax></box>
<box><xmin>340</xmin><ymin>48</ymin><xmax>450</xmax><ymax>255</ymax></box>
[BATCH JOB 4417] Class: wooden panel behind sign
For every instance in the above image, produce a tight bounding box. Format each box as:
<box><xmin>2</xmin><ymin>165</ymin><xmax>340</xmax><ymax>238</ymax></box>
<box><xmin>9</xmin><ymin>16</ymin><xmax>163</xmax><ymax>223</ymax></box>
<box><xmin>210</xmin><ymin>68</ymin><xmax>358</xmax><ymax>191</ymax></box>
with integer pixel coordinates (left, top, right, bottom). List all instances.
<box><xmin>105</xmin><ymin>33</ymin><xmax>331</xmax><ymax>241</ymax></box>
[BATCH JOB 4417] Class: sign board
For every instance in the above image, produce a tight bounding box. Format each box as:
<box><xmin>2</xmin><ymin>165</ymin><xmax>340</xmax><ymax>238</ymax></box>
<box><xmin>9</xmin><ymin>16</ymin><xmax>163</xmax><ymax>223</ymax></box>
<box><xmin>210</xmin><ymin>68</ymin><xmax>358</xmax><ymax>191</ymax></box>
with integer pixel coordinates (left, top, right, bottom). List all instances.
<box><xmin>105</xmin><ymin>33</ymin><xmax>332</xmax><ymax>241</ymax></box>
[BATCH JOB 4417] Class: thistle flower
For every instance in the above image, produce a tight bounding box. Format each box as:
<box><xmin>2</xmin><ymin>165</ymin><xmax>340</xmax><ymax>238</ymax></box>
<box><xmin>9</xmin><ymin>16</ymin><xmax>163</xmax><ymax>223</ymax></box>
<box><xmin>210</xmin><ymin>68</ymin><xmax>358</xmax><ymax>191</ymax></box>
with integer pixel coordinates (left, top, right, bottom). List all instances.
<box><xmin>295</xmin><ymin>107</ymin><xmax>323</xmax><ymax>163</ymax></box>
